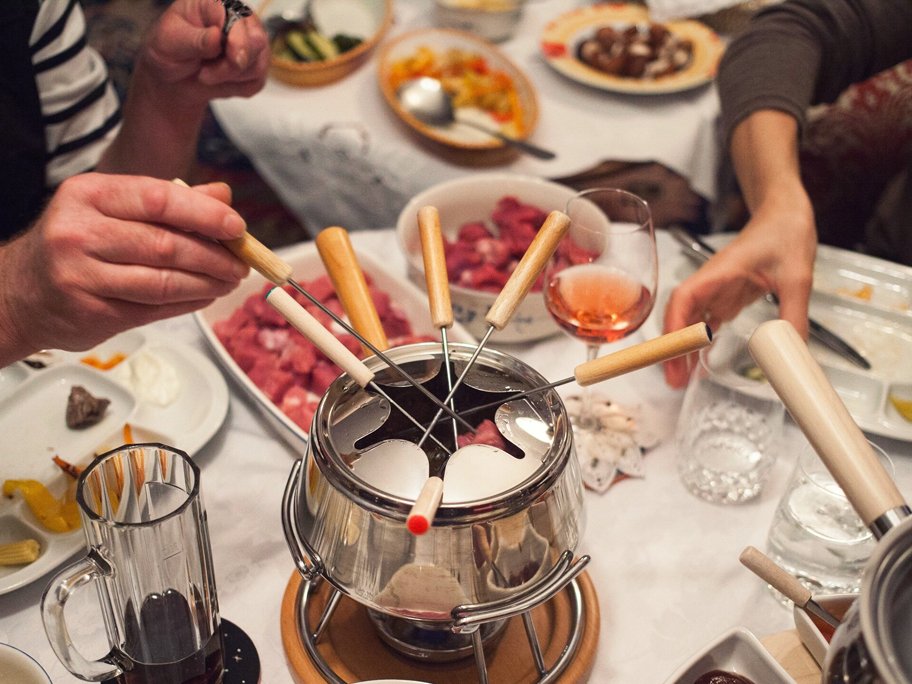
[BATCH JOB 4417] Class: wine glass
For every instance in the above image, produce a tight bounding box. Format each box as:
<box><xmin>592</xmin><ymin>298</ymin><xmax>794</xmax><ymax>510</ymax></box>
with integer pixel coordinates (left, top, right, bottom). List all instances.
<box><xmin>544</xmin><ymin>188</ymin><xmax>657</xmax><ymax>472</ymax></box>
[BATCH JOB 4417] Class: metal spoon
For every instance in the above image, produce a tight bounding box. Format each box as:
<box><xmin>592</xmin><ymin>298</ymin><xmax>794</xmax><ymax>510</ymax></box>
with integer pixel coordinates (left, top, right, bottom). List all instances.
<box><xmin>397</xmin><ymin>77</ymin><xmax>556</xmax><ymax>160</ymax></box>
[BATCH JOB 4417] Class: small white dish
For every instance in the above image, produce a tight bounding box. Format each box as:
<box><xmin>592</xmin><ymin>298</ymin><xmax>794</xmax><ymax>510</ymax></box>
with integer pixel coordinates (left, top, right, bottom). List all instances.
<box><xmin>0</xmin><ymin>642</ymin><xmax>51</xmax><ymax>683</ymax></box>
<box><xmin>662</xmin><ymin>627</ymin><xmax>795</xmax><ymax>684</ymax></box>
<box><xmin>793</xmin><ymin>594</ymin><xmax>855</xmax><ymax>667</ymax></box>
<box><xmin>0</xmin><ymin>330</ymin><xmax>229</xmax><ymax>596</ymax></box>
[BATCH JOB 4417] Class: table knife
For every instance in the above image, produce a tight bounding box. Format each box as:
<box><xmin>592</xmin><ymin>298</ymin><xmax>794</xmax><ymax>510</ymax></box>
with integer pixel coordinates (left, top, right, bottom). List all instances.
<box><xmin>669</xmin><ymin>228</ymin><xmax>872</xmax><ymax>370</ymax></box>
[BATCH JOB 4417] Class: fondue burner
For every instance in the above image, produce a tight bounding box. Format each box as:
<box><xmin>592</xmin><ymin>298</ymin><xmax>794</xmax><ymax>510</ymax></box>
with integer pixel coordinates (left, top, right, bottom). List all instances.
<box><xmin>282</xmin><ymin>343</ymin><xmax>590</xmax><ymax>683</ymax></box>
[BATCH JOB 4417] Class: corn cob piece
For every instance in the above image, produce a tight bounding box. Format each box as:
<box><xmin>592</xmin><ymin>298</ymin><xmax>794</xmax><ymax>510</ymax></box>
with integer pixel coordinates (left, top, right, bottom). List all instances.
<box><xmin>0</xmin><ymin>539</ymin><xmax>40</xmax><ymax>565</ymax></box>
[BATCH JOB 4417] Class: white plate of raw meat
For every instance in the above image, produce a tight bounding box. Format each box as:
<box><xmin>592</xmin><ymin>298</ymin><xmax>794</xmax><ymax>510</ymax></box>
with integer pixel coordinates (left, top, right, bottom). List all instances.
<box><xmin>194</xmin><ymin>241</ymin><xmax>475</xmax><ymax>452</ymax></box>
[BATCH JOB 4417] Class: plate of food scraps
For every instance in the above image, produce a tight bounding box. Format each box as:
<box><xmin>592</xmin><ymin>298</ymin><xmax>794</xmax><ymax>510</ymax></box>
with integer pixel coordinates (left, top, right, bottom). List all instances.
<box><xmin>540</xmin><ymin>3</ymin><xmax>724</xmax><ymax>95</ymax></box>
<box><xmin>0</xmin><ymin>329</ymin><xmax>229</xmax><ymax>595</ymax></box>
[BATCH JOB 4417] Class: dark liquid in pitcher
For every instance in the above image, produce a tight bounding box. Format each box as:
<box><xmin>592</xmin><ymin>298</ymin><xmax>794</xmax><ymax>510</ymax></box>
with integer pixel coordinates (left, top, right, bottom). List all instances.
<box><xmin>109</xmin><ymin>588</ymin><xmax>223</xmax><ymax>684</ymax></box>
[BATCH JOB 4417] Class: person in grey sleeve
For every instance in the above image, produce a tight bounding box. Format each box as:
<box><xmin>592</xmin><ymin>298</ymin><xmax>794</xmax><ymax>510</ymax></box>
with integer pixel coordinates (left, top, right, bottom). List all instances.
<box><xmin>663</xmin><ymin>0</ymin><xmax>912</xmax><ymax>388</ymax></box>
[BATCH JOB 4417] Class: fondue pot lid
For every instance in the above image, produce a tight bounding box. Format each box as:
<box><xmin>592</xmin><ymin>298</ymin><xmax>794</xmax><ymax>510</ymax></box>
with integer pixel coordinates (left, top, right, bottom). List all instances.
<box><xmin>861</xmin><ymin>520</ymin><xmax>912</xmax><ymax>681</ymax></box>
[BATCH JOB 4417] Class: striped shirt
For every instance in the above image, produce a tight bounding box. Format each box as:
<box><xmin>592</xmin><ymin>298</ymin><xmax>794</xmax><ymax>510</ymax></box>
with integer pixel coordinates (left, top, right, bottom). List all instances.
<box><xmin>31</xmin><ymin>0</ymin><xmax>122</xmax><ymax>186</ymax></box>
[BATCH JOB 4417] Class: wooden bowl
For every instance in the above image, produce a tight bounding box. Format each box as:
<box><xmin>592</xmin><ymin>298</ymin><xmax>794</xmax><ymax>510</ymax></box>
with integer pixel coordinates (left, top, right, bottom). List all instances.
<box><xmin>377</xmin><ymin>28</ymin><xmax>539</xmax><ymax>161</ymax></box>
<box><xmin>262</xmin><ymin>0</ymin><xmax>393</xmax><ymax>87</ymax></box>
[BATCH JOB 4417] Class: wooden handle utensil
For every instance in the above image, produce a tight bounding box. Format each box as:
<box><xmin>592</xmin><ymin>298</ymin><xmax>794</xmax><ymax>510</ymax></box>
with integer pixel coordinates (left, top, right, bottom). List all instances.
<box><xmin>748</xmin><ymin>319</ymin><xmax>905</xmax><ymax>528</ymax></box>
<box><xmin>417</xmin><ymin>206</ymin><xmax>453</xmax><ymax>331</ymax></box>
<box><xmin>316</xmin><ymin>226</ymin><xmax>389</xmax><ymax>353</ymax></box>
<box><xmin>574</xmin><ymin>322</ymin><xmax>711</xmax><ymax>386</ymax></box>
<box><xmin>740</xmin><ymin>545</ymin><xmax>841</xmax><ymax>629</ymax></box>
<box><xmin>485</xmin><ymin>210</ymin><xmax>570</xmax><ymax>331</ymax></box>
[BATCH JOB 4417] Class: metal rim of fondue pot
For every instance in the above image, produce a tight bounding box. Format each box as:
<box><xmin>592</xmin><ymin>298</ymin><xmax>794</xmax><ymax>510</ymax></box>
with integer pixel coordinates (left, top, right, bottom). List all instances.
<box><xmin>313</xmin><ymin>342</ymin><xmax>574</xmax><ymax>519</ymax></box>
<box><xmin>281</xmin><ymin>342</ymin><xmax>587</xmax><ymax>625</ymax></box>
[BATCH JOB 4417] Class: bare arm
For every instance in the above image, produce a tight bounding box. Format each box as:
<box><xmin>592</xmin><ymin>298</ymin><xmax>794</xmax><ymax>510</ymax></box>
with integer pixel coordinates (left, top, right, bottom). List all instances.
<box><xmin>97</xmin><ymin>0</ymin><xmax>269</xmax><ymax>180</ymax></box>
<box><xmin>0</xmin><ymin>177</ymin><xmax>248</xmax><ymax>366</ymax></box>
<box><xmin>662</xmin><ymin>110</ymin><xmax>816</xmax><ymax>388</ymax></box>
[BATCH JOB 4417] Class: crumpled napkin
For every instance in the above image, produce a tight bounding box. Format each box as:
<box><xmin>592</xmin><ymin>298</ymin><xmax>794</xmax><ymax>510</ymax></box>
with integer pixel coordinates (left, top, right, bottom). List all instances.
<box><xmin>564</xmin><ymin>395</ymin><xmax>661</xmax><ymax>494</ymax></box>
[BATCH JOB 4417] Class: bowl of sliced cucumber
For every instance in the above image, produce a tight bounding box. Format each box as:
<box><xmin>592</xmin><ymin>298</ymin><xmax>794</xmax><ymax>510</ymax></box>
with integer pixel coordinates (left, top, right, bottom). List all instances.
<box><xmin>262</xmin><ymin>0</ymin><xmax>393</xmax><ymax>87</ymax></box>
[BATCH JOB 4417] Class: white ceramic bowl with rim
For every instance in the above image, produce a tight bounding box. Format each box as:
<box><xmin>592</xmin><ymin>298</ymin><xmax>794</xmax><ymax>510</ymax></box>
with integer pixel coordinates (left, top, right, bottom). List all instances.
<box><xmin>396</xmin><ymin>173</ymin><xmax>578</xmax><ymax>344</ymax></box>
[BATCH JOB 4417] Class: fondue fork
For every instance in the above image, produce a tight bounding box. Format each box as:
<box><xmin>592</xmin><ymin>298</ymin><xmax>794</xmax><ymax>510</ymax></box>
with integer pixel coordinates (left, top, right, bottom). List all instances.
<box><xmin>217</xmin><ymin>226</ymin><xmax>473</xmax><ymax>431</ymax></box>
<box><xmin>416</xmin><ymin>206</ymin><xmax>459</xmax><ymax>447</ymax></box>
<box><xmin>740</xmin><ymin>546</ymin><xmax>841</xmax><ymax>629</ymax></box>
<box><xmin>405</xmin><ymin>207</ymin><xmax>457</xmax><ymax>536</ymax></box>
<box><xmin>266</xmin><ymin>287</ymin><xmax>452</xmax><ymax>454</ymax></box>
<box><xmin>416</xmin><ymin>210</ymin><xmax>571</xmax><ymax>448</ymax></box>
<box><xmin>315</xmin><ymin>226</ymin><xmax>389</xmax><ymax>355</ymax></box>
<box><xmin>458</xmin><ymin>322</ymin><xmax>713</xmax><ymax>418</ymax></box>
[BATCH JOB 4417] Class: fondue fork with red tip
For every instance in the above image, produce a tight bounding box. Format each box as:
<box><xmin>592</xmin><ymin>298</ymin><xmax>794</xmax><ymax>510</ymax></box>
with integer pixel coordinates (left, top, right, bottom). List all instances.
<box><xmin>458</xmin><ymin>322</ymin><xmax>713</xmax><ymax>418</ymax></box>
<box><xmin>416</xmin><ymin>209</ymin><xmax>572</xmax><ymax>448</ymax></box>
<box><xmin>318</xmin><ymin>221</ymin><xmax>452</xmax><ymax>536</ymax></box>
<box><xmin>405</xmin><ymin>207</ymin><xmax>459</xmax><ymax>536</ymax></box>
<box><xmin>265</xmin><ymin>287</ymin><xmax>452</xmax><ymax>454</ymax></box>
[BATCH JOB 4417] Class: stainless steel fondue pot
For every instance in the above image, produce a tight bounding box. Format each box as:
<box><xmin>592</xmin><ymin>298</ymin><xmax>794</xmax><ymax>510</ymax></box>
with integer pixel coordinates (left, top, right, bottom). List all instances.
<box><xmin>749</xmin><ymin>321</ymin><xmax>912</xmax><ymax>684</ymax></box>
<box><xmin>282</xmin><ymin>342</ymin><xmax>586</xmax><ymax>626</ymax></box>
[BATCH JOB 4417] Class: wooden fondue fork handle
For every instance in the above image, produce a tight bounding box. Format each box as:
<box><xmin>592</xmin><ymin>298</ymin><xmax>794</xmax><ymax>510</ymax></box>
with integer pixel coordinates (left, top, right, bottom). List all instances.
<box><xmin>739</xmin><ymin>545</ymin><xmax>841</xmax><ymax>629</ymax></box>
<box><xmin>748</xmin><ymin>320</ymin><xmax>909</xmax><ymax>535</ymax></box>
<box><xmin>574</xmin><ymin>322</ymin><xmax>712</xmax><ymax>386</ymax></box>
<box><xmin>417</xmin><ymin>206</ymin><xmax>453</xmax><ymax>331</ymax></box>
<box><xmin>266</xmin><ymin>288</ymin><xmax>375</xmax><ymax>387</ymax></box>
<box><xmin>315</xmin><ymin>226</ymin><xmax>390</xmax><ymax>354</ymax></box>
<box><xmin>485</xmin><ymin>210</ymin><xmax>570</xmax><ymax>331</ymax></box>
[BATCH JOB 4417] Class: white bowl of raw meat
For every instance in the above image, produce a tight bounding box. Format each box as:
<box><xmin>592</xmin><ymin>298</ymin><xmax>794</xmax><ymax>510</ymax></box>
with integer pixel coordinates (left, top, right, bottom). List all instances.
<box><xmin>396</xmin><ymin>173</ymin><xmax>576</xmax><ymax>343</ymax></box>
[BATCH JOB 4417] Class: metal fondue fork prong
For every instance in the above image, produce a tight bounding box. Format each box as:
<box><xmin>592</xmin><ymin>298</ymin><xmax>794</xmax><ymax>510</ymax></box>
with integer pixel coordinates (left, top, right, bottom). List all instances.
<box><xmin>266</xmin><ymin>287</ymin><xmax>452</xmax><ymax>454</ymax></box>
<box><xmin>458</xmin><ymin>322</ymin><xmax>713</xmax><ymax>418</ymax></box>
<box><xmin>219</xmin><ymin>229</ymin><xmax>474</xmax><ymax>433</ymax></box>
<box><xmin>416</xmin><ymin>209</ymin><xmax>571</xmax><ymax>448</ymax></box>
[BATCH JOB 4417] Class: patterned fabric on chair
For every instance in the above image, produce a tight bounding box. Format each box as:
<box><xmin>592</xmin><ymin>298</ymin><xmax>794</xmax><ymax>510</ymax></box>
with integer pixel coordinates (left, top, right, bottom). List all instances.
<box><xmin>800</xmin><ymin>60</ymin><xmax>912</xmax><ymax>260</ymax></box>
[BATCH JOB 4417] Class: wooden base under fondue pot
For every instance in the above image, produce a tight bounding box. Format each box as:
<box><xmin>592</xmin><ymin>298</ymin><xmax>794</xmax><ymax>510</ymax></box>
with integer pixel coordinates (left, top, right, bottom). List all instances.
<box><xmin>280</xmin><ymin>570</ymin><xmax>600</xmax><ymax>683</ymax></box>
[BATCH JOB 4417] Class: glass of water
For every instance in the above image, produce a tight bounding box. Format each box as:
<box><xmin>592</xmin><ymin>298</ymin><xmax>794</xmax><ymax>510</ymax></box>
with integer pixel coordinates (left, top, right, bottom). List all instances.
<box><xmin>766</xmin><ymin>437</ymin><xmax>893</xmax><ymax>596</ymax></box>
<box><xmin>675</xmin><ymin>325</ymin><xmax>786</xmax><ymax>504</ymax></box>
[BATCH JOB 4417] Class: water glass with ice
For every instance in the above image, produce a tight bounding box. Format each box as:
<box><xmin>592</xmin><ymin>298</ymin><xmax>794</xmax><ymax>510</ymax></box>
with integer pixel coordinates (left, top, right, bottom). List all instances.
<box><xmin>675</xmin><ymin>326</ymin><xmax>785</xmax><ymax>504</ymax></box>
<box><xmin>766</xmin><ymin>438</ymin><xmax>893</xmax><ymax>596</ymax></box>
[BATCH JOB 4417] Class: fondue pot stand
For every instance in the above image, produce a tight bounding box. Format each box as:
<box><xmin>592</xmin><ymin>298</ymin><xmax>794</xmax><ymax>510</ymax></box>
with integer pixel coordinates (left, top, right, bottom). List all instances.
<box><xmin>282</xmin><ymin>343</ymin><xmax>589</xmax><ymax>683</ymax></box>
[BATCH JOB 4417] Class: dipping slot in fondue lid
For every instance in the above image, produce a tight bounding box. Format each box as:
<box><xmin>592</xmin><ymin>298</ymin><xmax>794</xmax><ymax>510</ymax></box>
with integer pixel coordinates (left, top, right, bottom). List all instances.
<box><xmin>284</xmin><ymin>341</ymin><xmax>584</xmax><ymax>622</ymax></box>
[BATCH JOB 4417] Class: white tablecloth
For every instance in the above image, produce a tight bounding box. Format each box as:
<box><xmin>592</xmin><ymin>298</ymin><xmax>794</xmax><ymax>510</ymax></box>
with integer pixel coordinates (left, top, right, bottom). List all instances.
<box><xmin>212</xmin><ymin>0</ymin><xmax>723</xmax><ymax>233</ymax></box>
<box><xmin>4</xmin><ymin>229</ymin><xmax>911</xmax><ymax>683</ymax></box>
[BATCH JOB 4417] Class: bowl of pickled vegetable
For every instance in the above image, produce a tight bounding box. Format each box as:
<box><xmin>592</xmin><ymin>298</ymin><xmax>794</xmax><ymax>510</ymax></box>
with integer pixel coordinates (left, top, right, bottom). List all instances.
<box><xmin>263</xmin><ymin>0</ymin><xmax>393</xmax><ymax>87</ymax></box>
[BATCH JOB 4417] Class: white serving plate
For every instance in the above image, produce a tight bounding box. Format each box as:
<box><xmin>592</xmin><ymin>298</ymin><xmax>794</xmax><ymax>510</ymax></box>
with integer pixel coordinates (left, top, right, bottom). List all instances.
<box><xmin>194</xmin><ymin>241</ymin><xmax>475</xmax><ymax>454</ymax></box>
<box><xmin>658</xmin><ymin>233</ymin><xmax>912</xmax><ymax>442</ymax></box>
<box><xmin>662</xmin><ymin>627</ymin><xmax>795</xmax><ymax>684</ymax></box>
<box><xmin>0</xmin><ymin>329</ymin><xmax>229</xmax><ymax>595</ymax></box>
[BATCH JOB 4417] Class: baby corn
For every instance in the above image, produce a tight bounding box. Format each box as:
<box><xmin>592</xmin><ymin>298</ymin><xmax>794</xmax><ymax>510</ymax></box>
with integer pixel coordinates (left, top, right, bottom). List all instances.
<box><xmin>0</xmin><ymin>539</ymin><xmax>40</xmax><ymax>565</ymax></box>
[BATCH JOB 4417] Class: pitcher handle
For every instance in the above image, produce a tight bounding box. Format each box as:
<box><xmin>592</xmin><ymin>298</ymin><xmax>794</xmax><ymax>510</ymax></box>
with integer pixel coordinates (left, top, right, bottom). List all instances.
<box><xmin>40</xmin><ymin>550</ymin><xmax>122</xmax><ymax>681</ymax></box>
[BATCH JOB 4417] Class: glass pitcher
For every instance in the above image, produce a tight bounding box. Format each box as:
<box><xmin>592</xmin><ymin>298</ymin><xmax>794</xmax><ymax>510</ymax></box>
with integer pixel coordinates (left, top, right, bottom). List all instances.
<box><xmin>41</xmin><ymin>443</ymin><xmax>223</xmax><ymax>683</ymax></box>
